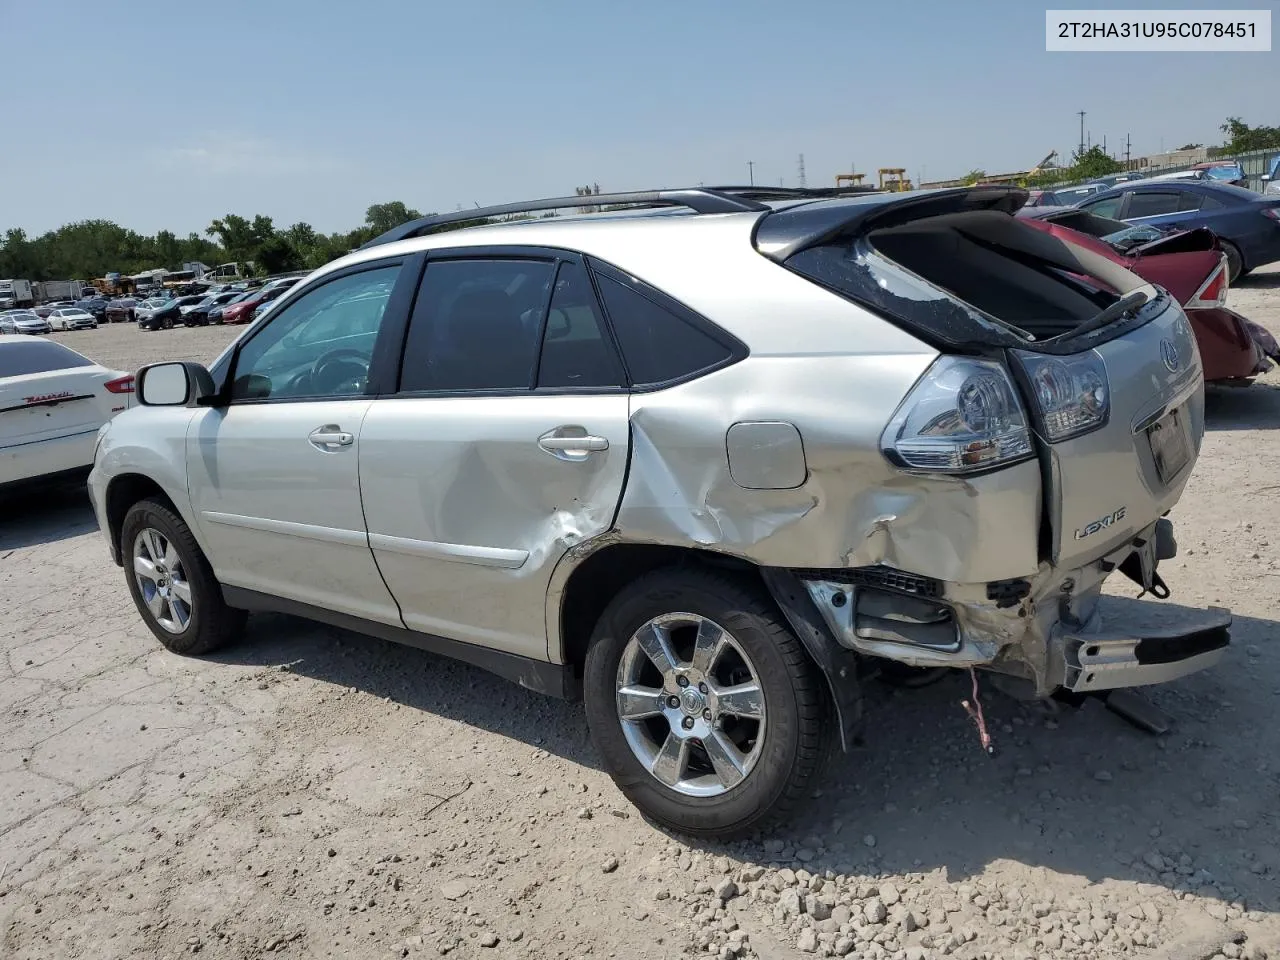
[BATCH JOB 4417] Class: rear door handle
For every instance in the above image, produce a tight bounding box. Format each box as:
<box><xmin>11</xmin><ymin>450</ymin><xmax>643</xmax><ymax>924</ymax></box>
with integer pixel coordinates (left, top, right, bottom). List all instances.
<box><xmin>309</xmin><ymin>425</ymin><xmax>353</xmax><ymax>450</ymax></box>
<box><xmin>538</xmin><ymin>428</ymin><xmax>609</xmax><ymax>461</ymax></box>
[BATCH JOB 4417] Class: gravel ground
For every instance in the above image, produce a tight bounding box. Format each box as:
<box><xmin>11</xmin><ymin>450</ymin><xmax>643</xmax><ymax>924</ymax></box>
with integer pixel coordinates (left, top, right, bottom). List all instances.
<box><xmin>3</xmin><ymin>271</ymin><xmax>1279</xmax><ymax>960</ymax></box>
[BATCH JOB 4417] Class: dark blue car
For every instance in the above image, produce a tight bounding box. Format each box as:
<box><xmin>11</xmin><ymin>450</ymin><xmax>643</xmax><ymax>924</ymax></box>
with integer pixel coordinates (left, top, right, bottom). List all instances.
<box><xmin>1076</xmin><ymin>181</ymin><xmax>1280</xmax><ymax>282</ymax></box>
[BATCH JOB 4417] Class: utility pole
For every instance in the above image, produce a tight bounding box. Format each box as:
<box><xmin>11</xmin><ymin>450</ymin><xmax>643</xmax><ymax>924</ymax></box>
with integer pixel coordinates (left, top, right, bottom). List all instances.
<box><xmin>1125</xmin><ymin>133</ymin><xmax>1131</xmax><ymax>169</ymax></box>
<box><xmin>1077</xmin><ymin>110</ymin><xmax>1086</xmax><ymax>157</ymax></box>
<box><xmin>747</xmin><ymin>161</ymin><xmax>755</xmax><ymax>186</ymax></box>
<box><xmin>797</xmin><ymin>153</ymin><xmax>807</xmax><ymax>189</ymax></box>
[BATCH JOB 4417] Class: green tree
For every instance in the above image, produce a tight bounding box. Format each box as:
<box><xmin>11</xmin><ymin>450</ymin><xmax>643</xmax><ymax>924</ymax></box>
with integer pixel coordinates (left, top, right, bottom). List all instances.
<box><xmin>1176</xmin><ymin>143</ymin><xmax>1202</xmax><ymax>151</ymax></box>
<box><xmin>205</xmin><ymin>214</ymin><xmax>260</xmax><ymax>263</ymax></box>
<box><xmin>962</xmin><ymin>169</ymin><xmax>986</xmax><ymax>185</ymax></box>
<box><xmin>364</xmin><ymin>201</ymin><xmax>423</xmax><ymax>237</ymax></box>
<box><xmin>255</xmin><ymin>234</ymin><xmax>303</xmax><ymax>274</ymax></box>
<box><xmin>1219</xmin><ymin>117</ymin><xmax>1280</xmax><ymax>154</ymax></box>
<box><xmin>1070</xmin><ymin>145</ymin><xmax>1122</xmax><ymax>181</ymax></box>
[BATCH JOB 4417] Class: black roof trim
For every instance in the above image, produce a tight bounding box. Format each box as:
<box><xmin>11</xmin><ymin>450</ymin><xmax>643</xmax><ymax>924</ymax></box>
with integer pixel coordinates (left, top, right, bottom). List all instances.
<box><xmin>359</xmin><ymin>188</ymin><xmax>774</xmax><ymax>250</ymax></box>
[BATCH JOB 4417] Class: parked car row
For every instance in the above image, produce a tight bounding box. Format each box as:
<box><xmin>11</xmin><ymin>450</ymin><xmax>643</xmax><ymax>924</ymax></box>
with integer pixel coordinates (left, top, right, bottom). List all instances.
<box><xmin>1033</xmin><ymin>160</ymin><xmax>1252</xmax><ymax>207</ymax></box>
<box><xmin>1</xmin><ymin>277</ymin><xmax>310</xmax><ymax>338</ymax></box>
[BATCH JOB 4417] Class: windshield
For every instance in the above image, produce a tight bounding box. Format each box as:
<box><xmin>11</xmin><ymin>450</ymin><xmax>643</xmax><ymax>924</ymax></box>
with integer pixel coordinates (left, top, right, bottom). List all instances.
<box><xmin>1203</xmin><ymin>165</ymin><xmax>1244</xmax><ymax>181</ymax></box>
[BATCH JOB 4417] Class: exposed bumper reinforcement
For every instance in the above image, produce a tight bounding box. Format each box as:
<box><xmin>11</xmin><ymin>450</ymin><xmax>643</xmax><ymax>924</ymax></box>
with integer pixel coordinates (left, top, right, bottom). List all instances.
<box><xmin>1060</xmin><ymin>595</ymin><xmax>1231</xmax><ymax>693</ymax></box>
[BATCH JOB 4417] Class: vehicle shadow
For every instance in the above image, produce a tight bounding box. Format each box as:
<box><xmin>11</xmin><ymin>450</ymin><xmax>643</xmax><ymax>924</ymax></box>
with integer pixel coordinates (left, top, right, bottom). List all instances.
<box><xmin>0</xmin><ymin>476</ymin><xmax>98</xmax><ymax>551</ymax></box>
<box><xmin>1236</xmin><ymin>272</ymin><xmax>1280</xmax><ymax>290</ymax></box>
<box><xmin>213</xmin><ymin>608</ymin><xmax>1280</xmax><ymax>910</ymax></box>
<box><xmin>1204</xmin><ymin>381</ymin><xmax>1280</xmax><ymax>431</ymax></box>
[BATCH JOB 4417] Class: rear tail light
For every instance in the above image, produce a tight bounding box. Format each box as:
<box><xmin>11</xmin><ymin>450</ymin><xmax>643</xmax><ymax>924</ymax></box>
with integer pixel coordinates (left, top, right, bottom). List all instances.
<box><xmin>1186</xmin><ymin>255</ymin><xmax>1229</xmax><ymax>309</ymax></box>
<box><xmin>104</xmin><ymin>375</ymin><xmax>135</xmax><ymax>394</ymax></box>
<box><xmin>881</xmin><ymin>357</ymin><xmax>1033</xmax><ymax>474</ymax></box>
<box><xmin>1015</xmin><ymin>350</ymin><xmax>1110</xmax><ymax>442</ymax></box>
<box><xmin>1263</xmin><ymin>207</ymin><xmax>1280</xmax><ymax>221</ymax></box>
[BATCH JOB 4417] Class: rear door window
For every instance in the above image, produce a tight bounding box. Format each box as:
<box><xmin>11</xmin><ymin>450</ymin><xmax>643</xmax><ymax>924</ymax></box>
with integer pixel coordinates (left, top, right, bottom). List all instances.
<box><xmin>1125</xmin><ymin>192</ymin><xmax>1181</xmax><ymax>218</ymax></box>
<box><xmin>400</xmin><ymin>258</ymin><xmax>556</xmax><ymax>392</ymax></box>
<box><xmin>537</xmin><ymin>261</ymin><xmax>622</xmax><ymax>389</ymax></box>
<box><xmin>1177</xmin><ymin>191</ymin><xmax>1204</xmax><ymax>212</ymax></box>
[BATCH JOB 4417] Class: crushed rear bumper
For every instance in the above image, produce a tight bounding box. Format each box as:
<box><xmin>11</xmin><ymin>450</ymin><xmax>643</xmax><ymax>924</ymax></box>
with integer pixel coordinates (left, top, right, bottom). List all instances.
<box><xmin>788</xmin><ymin>518</ymin><xmax>1230</xmax><ymax>699</ymax></box>
<box><xmin>1059</xmin><ymin>596</ymin><xmax>1230</xmax><ymax>693</ymax></box>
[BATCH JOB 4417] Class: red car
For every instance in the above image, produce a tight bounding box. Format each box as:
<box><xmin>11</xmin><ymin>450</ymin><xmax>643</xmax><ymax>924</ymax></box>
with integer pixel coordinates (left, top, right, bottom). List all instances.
<box><xmin>219</xmin><ymin>291</ymin><xmax>266</xmax><ymax>325</ymax></box>
<box><xmin>1017</xmin><ymin>206</ymin><xmax>1277</xmax><ymax>384</ymax></box>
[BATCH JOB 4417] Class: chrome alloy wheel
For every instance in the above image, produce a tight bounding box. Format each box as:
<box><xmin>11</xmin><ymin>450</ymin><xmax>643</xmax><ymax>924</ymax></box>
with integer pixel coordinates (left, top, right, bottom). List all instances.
<box><xmin>615</xmin><ymin>613</ymin><xmax>766</xmax><ymax>797</ymax></box>
<box><xmin>133</xmin><ymin>528</ymin><xmax>192</xmax><ymax>634</ymax></box>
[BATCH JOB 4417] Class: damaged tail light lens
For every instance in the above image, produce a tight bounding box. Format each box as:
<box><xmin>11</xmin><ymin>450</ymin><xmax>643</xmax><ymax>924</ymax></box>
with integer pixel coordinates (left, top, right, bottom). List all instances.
<box><xmin>1186</xmin><ymin>255</ymin><xmax>1228</xmax><ymax>309</ymax></box>
<box><xmin>1016</xmin><ymin>350</ymin><xmax>1110</xmax><ymax>442</ymax></box>
<box><xmin>881</xmin><ymin>357</ymin><xmax>1033</xmax><ymax>474</ymax></box>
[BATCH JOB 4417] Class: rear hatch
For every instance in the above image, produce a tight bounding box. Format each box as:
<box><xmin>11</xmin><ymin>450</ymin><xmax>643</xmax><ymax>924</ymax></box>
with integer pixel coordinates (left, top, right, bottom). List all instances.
<box><xmin>758</xmin><ymin>186</ymin><xmax>1205</xmax><ymax>571</ymax></box>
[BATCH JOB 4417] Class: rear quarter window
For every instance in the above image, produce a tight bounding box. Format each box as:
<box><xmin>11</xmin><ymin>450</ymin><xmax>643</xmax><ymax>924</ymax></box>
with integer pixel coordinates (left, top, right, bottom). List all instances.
<box><xmin>590</xmin><ymin>266</ymin><xmax>740</xmax><ymax>388</ymax></box>
<box><xmin>0</xmin><ymin>341</ymin><xmax>95</xmax><ymax>377</ymax></box>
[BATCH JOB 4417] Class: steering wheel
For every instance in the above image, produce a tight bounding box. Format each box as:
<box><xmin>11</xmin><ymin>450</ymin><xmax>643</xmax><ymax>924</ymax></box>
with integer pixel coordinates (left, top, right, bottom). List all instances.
<box><xmin>310</xmin><ymin>347</ymin><xmax>370</xmax><ymax>395</ymax></box>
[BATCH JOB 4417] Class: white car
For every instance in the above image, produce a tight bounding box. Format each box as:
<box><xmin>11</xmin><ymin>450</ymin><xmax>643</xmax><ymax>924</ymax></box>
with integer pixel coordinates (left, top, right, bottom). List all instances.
<box><xmin>48</xmin><ymin>307</ymin><xmax>99</xmax><ymax>331</ymax></box>
<box><xmin>1</xmin><ymin>338</ymin><xmax>133</xmax><ymax>489</ymax></box>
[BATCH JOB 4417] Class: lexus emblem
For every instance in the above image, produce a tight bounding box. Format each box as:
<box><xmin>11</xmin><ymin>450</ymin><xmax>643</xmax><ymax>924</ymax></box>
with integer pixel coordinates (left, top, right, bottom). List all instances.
<box><xmin>1160</xmin><ymin>339</ymin><xmax>1179</xmax><ymax>373</ymax></box>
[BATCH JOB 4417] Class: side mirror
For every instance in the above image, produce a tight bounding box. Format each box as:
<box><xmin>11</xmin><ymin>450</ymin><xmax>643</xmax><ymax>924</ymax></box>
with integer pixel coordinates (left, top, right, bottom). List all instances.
<box><xmin>137</xmin><ymin>361</ymin><xmax>214</xmax><ymax>406</ymax></box>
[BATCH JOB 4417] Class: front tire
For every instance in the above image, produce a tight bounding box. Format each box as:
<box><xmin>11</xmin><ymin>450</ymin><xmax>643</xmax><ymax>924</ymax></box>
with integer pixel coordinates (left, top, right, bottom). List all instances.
<box><xmin>121</xmin><ymin>498</ymin><xmax>246</xmax><ymax>655</ymax></box>
<box><xmin>583</xmin><ymin>568</ymin><xmax>832</xmax><ymax>839</ymax></box>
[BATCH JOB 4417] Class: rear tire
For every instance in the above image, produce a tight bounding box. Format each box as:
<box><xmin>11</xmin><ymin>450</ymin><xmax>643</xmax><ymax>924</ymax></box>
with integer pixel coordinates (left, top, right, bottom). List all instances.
<box><xmin>583</xmin><ymin>568</ymin><xmax>833</xmax><ymax>839</ymax></box>
<box><xmin>1221</xmin><ymin>241</ymin><xmax>1244</xmax><ymax>284</ymax></box>
<box><xmin>121</xmin><ymin>498</ymin><xmax>246</xmax><ymax>656</ymax></box>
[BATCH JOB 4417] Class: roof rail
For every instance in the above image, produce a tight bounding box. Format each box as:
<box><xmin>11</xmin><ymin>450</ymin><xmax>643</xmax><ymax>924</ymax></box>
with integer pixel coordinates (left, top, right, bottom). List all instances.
<box><xmin>704</xmin><ymin>185</ymin><xmax>885</xmax><ymax>201</ymax></box>
<box><xmin>358</xmin><ymin>188</ymin><xmax>772</xmax><ymax>250</ymax></box>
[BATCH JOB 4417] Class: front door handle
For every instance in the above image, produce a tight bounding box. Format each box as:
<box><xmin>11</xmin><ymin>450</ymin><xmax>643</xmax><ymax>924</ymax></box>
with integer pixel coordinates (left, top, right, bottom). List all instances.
<box><xmin>309</xmin><ymin>425</ymin><xmax>354</xmax><ymax>450</ymax></box>
<box><xmin>538</xmin><ymin>427</ymin><xmax>609</xmax><ymax>461</ymax></box>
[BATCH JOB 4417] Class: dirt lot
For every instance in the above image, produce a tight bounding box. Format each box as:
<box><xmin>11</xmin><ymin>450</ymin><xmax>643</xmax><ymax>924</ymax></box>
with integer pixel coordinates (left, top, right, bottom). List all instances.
<box><xmin>3</xmin><ymin>276</ymin><xmax>1280</xmax><ymax>960</ymax></box>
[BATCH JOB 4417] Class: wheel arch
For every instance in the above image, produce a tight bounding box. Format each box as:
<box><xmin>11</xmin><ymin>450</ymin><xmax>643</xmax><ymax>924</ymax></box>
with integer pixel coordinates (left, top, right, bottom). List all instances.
<box><xmin>551</xmin><ymin>541</ymin><xmax>861</xmax><ymax>749</ymax></box>
<box><xmin>552</xmin><ymin>542</ymin><xmax>764</xmax><ymax>682</ymax></box>
<box><xmin>104</xmin><ymin>473</ymin><xmax>186</xmax><ymax>566</ymax></box>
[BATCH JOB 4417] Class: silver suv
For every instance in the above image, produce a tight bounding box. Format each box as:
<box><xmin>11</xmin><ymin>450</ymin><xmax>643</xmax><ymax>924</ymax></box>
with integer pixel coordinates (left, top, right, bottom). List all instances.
<box><xmin>89</xmin><ymin>186</ymin><xmax>1230</xmax><ymax>837</ymax></box>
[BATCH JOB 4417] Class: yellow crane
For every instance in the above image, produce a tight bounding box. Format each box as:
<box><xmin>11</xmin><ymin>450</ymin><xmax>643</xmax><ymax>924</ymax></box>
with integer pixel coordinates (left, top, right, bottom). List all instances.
<box><xmin>878</xmin><ymin>168</ymin><xmax>913</xmax><ymax>192</ymax></box>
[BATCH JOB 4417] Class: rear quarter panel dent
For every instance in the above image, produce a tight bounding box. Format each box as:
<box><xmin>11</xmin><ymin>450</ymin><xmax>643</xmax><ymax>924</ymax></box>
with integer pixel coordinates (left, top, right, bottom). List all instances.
<box><xmin>612</xmin><ymin>356</ymin><xmax>1043</xmax><ymax>584</ymax></box>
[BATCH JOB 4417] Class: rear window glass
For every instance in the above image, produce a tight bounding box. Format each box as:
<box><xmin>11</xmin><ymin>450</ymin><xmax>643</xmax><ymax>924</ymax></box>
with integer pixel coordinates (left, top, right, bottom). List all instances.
<box><xmin>594</xmin><ymin>275</ymin><xmax>733</xmax><ymax>386</ymax></box>
<box><xmin>0</xmin><ymin>340</ymin><xmax>94</xmax><ymax>377</ymax></box>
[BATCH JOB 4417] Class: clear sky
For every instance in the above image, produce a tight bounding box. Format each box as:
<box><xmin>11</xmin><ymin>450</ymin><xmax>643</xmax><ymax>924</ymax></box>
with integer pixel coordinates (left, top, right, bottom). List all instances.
<box><xmin>1</xmin><ymin>0</ymin><xmax>1274</xmax><ymax>238</ymax></box>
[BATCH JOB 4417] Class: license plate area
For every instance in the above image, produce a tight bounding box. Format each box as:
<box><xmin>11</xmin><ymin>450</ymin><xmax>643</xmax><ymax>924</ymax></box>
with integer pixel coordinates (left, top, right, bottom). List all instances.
<box><xmin>1147</xmin><ymin>406</ymin><xmax>1191</xmax><ymax>484</ymax></box>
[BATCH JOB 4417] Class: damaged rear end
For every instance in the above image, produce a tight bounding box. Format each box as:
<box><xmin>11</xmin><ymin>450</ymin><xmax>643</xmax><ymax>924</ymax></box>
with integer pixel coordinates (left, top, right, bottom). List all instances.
<box><xmin>756</xmin><ymin>186</ymin><xmax>1230</xmax><ymax>698</ymax></box>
